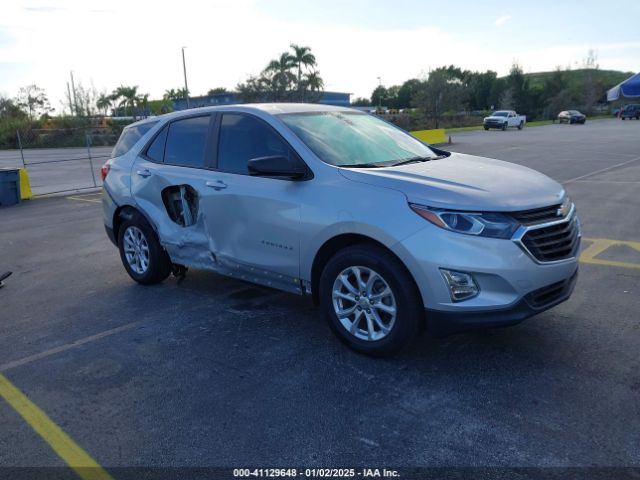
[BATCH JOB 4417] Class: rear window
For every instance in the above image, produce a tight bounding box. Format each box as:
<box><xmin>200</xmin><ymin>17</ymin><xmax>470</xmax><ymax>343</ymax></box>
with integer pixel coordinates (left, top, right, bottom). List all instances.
<box><xmin>111</xmin><ymin>122</ymin><xmax>158</xmax><ymax>158</ymax></box>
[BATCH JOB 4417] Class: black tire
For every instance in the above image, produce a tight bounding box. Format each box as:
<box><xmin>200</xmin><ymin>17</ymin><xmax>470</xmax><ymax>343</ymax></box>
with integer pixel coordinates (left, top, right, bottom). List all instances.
<box><xmin>484</xmin><ymin>126</ymin><xmax>489</xmax><ymax>131</ymax></box>
<box><xmin>118</xmin><ymin>212</ymin><xmax>172</xmax><ymax>285</ymax></box>
<box><xmin>501</xmin><ymin>122</ymin><xmax>507</xmax><ymax>131</ymax></box>
<box><xmin>517</xmin><ymin>121</ymin><xmax>523</xmax><ymax>130</ymax></box>
<box><xmin>319</xmin><ymin>244</ymin><xmax>423</xmax><ymax>357</ymax></box>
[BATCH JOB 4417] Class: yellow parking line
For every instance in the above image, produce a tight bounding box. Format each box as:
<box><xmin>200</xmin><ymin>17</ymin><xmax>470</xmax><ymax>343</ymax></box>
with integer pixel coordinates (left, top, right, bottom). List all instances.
<box><xmin>0</xmin><ymin>374</ymin><xmax>113</xmax><ymax>480</ymax></box>
<box><xmin>580</xmin><ymin>237</ymin><xmax>640</xmax><ymax>270</ymax></box>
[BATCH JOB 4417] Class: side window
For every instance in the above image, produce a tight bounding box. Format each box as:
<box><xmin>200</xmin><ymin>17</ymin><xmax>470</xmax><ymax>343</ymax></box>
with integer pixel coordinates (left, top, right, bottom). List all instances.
<box><xmin>217</xmin><ymin>114</ymin><xmax>290</xmax><ymax>175</ymax></box>
<box><xmin>145</xmin><ymin>125</ymin><xmax>168</xmax><ymax>162</ymax></box>
<box><xmin>112</xmin><ymin>121</ymin><xmax>158</xmax><ymax>158</ymax></box>
<box><xmin>164</xmin><ymin>116</ymin><xmax>210</xmax><ymax>168</ymax></box>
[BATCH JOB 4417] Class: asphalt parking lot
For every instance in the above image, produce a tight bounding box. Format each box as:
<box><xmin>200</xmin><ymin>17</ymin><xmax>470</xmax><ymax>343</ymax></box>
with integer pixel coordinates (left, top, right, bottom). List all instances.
<box><xmin>0</xmin><ymin>119</ymin><xmax>639</xmax><ymax>478</ymax></box>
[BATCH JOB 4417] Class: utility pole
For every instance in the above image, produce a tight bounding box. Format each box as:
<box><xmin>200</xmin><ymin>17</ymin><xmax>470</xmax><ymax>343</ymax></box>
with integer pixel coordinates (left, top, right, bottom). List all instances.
<box><xmin>377</xmin><ymin>76</ymin><xmax>382</xmax><ymax>111</ymax></box>
<box><xmin>182</xmin><ymin>47</ymin><xmax>190</xmax><ymax>109</ymax></box>
<box><xmin>69</xmin><ymin>71</ymin><xmax>78</xmax><ymax>116</ymax></box>
<box><xmin>66</xmin><ymin>82</ymin><xmax>74</xmax><ymax>116</ymax></box>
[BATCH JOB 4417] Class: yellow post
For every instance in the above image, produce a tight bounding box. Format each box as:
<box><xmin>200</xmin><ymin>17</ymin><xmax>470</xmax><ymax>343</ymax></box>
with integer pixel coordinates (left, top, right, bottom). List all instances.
<box><xmin>19</xmin><ymin>168</ymin><xmax>32</xmax><ymax>200</ymax></box>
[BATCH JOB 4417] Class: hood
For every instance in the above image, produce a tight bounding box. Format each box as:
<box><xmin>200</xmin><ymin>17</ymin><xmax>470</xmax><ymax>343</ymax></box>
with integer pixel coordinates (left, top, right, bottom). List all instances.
<box><xmin>484</xmin><ymin>115</ymin><xmax>507</xmax><ymax>121</ymax></box>
<box><xmin>339</xmin><ymin>152</ymin><xmax>565</xmax><ymax>212</ymax></box>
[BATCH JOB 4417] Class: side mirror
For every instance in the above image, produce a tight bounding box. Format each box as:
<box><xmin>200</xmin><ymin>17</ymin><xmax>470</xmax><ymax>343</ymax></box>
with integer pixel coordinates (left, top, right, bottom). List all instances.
<box><xmin>248</xmin><ymin>155</ymin><xmax>307</xmax><ymax>179</ymax></box>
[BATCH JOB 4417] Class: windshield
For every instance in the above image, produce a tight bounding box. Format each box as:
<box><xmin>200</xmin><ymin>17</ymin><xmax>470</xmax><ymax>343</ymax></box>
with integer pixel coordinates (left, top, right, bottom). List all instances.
<box><xmin>279</xmin><ymin>111</ymin><xmax>438</xmax><ymax>167</ymax></box>
<box><xmin>492</xmin><ymin>111</ymin><xmax>509</xmax><ymax>117</ymax></box>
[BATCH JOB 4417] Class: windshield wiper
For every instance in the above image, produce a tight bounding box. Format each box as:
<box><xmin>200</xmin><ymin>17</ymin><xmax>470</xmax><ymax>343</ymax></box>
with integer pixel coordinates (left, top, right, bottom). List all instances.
<box><xmin>339</xmin><ymin>163</ymin><xmax>386</xmax><ymax>168</ymax></box>
<box><xmin>390</xmin><ymin>155</ymin><xmax>445</xmax><ymax>167</ymax></box>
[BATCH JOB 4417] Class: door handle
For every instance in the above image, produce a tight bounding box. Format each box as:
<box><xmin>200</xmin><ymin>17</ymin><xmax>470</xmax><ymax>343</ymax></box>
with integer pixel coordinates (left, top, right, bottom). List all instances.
<box><xmin>206</xmin><ymin>180</ymin><xmax>228</xmax><ymax>190</ymax></box>
<box><xmin>136</xmin><ymin>169</ymin><xmax>152</xmax><ymax>178</ymax></box>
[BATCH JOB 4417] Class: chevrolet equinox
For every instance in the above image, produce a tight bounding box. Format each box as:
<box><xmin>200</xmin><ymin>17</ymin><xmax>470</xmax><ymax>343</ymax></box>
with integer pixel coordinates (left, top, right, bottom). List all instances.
<box><xmin>102</xmin><ymin>104</ymin><xmax>580</xmax><ymax>356</ymax></box>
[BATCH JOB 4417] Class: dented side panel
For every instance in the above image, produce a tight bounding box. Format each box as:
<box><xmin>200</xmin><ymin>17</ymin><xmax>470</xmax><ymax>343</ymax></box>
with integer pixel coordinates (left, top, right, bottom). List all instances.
<box><xmin>199</xmin><ymin>171</ymin><xmax>303</xmax><ymax>292</ymax></box>
<box><xmin>130</xmin><ymin>155</ymin><xmax>304</xmax><ymax>294</ymax></box>
<box><xmin>130</xmin><ymin>158</ymin><xmax>216</xmax><ymax>270</ymax></box>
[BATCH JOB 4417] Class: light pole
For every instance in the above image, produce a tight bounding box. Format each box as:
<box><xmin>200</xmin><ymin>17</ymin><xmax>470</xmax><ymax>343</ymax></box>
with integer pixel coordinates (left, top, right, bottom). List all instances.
<box><xmin>182</xmin><ymin>47</ymin><xmax>190</xmax><ymax>109</ymax></box>
<box><xmin>70</xmin><ymin>70</ymin><xmax>78</xmax><ymax>116</ymax></box>
<box><xmin>376</xmin><ymin>76</ymin><xmax>382</xmax><ymax>111</ymax></box>
<box><xmin>66</xmin><ymin>82</ymin><xmax>73</xmax><ymax>116</ymax></box>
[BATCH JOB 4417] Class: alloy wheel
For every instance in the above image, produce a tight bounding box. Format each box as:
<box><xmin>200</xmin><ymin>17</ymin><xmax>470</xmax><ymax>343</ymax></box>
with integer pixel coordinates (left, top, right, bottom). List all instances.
<box><xmin>123</xmin><ymin>226</ymin><xmax>150</xmax><ymax>275</ymax></box>
<box><xmin>331</xmin><ymin>266</ymin><xmax>397</xmax><ymax>341</ymax></box>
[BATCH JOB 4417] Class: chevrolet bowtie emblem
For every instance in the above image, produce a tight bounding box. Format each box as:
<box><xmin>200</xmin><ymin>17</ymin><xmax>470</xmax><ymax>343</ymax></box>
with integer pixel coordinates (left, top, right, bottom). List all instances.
<box><xmin>557</xmin><ymin>204</ymin><xmax>570</xmax><ymax>217</ymax></box>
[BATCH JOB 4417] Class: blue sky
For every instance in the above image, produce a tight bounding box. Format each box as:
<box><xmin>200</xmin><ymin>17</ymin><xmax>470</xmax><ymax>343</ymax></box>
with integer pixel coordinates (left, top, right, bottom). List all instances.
<box><xmin>1</xmin><ymin>0</ymin><xmax>638</xmax><ymax>111</ymax></box>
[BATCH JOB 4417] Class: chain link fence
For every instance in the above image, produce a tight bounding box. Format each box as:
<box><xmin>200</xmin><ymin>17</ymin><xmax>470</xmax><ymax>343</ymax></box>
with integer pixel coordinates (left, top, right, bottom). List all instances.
<box><xmin>0</xmin><ymin>128</ymin><xmax>120</xmax><ymax>196</ymax></box>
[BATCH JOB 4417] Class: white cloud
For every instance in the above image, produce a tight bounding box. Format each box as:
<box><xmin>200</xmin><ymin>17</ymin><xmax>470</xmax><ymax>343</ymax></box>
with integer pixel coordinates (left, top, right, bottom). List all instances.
<box><xmin>0</xmin><ymin>1</ymin><xmax>638</xmax><ymax>109</ymax></box>
<box><xmin>495</xmin><ymin>15</ymin><xmax>511</xmax><ymax>27</ymax></box>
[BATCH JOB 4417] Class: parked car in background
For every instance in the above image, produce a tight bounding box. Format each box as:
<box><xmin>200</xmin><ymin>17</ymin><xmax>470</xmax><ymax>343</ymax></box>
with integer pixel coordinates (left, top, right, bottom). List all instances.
<box><xmin>102</xmin><ymin>104</ymin><xmax>579</xmax><ymax>356</ymax></box>
<box><xmin>620</xmin><ymin>104</ymin><xmax>640</xmax><ymax>120</ymax></box>
<box><xmin>558</xmin><ymin>110</ymin><xmax>586</xmax><ymax>124</ymax></box>
<box><xmin>483</xmin><ymin>110</ymin><xmax>526</xmax><ymax>131</ymax></box>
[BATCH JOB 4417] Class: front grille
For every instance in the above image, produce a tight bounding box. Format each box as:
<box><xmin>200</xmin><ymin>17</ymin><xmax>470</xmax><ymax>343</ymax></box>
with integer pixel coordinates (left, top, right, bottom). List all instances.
<box><xmin>525</xmin><ymin>271</ymin><xmax>578</xmax><ymax>309</ymax></box>
<box><xmin>520</xmin><ymin>215</ymin><xmax>580</xmax><ymax>262</ymax></box>
<box><xmin>510</xmin><ymin>204</ymin><xmax>562</xmax><ymax>225</ymax></box>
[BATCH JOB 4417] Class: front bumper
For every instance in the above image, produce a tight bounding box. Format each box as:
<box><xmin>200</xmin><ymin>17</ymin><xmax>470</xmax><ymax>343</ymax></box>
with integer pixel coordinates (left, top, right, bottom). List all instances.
<box><xmin>425</xmin><ymin>269</ymin><xmax>578</xmax><ymax>336</ymax></box>
<box><xmin>391</xmin><ymin>219</ymin><xmax>580</xmax><ymax>335</ymax></box>
<box><xmin>484</xmin><ymin>120</ymin><xmax>506</xmax><ymax>128</ymax></box>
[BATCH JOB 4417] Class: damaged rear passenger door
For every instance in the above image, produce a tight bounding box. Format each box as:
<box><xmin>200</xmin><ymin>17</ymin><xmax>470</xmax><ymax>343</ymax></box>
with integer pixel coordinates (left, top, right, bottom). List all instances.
<box><xmin>130</xmin><ymin>114</ymin><xmax>218</xmax><ymax>268</ymax></box>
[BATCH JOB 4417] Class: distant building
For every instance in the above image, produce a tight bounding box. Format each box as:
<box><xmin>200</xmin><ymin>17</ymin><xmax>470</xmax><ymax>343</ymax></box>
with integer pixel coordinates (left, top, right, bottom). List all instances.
<box><xmin>172</xmin><ymin>91</ymin><xmax>351</xmax><ymax>110</ymax></box>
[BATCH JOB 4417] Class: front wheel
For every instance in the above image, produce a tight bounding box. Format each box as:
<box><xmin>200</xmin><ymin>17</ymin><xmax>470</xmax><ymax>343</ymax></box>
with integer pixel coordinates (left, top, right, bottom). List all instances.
<box><xmin>319</xmin><ymin>245</ymin><xmax>422</xmax><ymax>357</ymax></box>
<box><xmin>118</xmin><ymin>213</ymin><xmax>172</xmax><ymax>285</ymax></box>
<box><xmin>501</xmin><ymin>122</ymin><xmax>507</xmax><ymax>131</ymax></box>
<box><xmin>484</xmin><ymin>126</ymin><xmax>489</xmax><ymax>131</ymax></box>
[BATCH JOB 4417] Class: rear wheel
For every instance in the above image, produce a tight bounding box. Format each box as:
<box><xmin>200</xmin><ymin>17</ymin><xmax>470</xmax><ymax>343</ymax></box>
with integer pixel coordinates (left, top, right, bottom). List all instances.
<box><xmin>319</xmin><ymin>245</ymin><xmax>422</xmax><ymax>357</ymax></box>
<box><xmin>118</xmin><ymin>213</ymin><xmax>171</xmax><ymax>285</ymax></box>
<box><xmin>517</xmin><ymin>121</ymin><xmax>523</xmax><ymax>130</ymax></box>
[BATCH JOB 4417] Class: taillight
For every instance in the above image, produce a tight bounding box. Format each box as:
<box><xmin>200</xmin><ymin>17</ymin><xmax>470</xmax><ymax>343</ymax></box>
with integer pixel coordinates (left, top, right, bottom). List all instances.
<box><xmin>100</xmin><ymin>163</ymin><xmax>110</xmax><ymax>181</ymax></box>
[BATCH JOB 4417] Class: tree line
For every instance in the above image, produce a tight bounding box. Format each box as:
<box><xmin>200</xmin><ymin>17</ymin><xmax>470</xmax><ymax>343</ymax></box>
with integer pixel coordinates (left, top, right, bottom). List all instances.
<box><xmin>356</xmin><ymin>52</ymin><xmax>629</xmax><ymax>128</ymax></box>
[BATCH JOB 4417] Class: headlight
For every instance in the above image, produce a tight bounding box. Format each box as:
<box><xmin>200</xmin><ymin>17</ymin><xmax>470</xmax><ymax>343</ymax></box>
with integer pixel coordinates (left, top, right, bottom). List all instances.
<box><xmin>410</xmin><ymin>204</ymin><xmax>519</xmax><ymax>239</ymax></box>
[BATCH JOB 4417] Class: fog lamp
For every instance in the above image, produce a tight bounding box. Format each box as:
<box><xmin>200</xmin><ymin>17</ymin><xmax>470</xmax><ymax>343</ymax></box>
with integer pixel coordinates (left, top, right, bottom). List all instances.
<box><xmin>440</xmin><ymin>269</ymin><xmax>479</xmax><ymax>302</ymax></box>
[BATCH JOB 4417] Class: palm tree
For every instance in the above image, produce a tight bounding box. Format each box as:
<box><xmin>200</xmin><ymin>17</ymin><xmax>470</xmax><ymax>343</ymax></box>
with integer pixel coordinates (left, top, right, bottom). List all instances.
<box><xmin>264</xmin><ymin>52</ymin><xmax>296</xmax><ymax>100</ymax></box>
<box><xmin>96</xmin><ymin>94</ymin><xmax>112</xmax><ymax>116</ymax></box>
<box><xmin>135</xmin><ymin>93</ymin><xmax>149</xmax><ymax>118</ymax></box>
<box><xmin>303</xmin><ymin>70</ymin><xmax>324</xmax><ymax>102</ymax></box>
<box><xmin>111</xmin><ymin>85</ymin><xmax>138</xmax><ymax>117</ymax></box>
<box><xmin>290</xmin><ymin>44</ymin><xmax>316</xmax><ymax>86</ymax></box>
<box><xmin>176</xmin><ymin>87</ymin><xmax>189</xmax><ymax>99</ymax></box>
<box><xmin>163</xmin><ymin>88</ymin><xmax>178</xmax><ymax>101</ymax></box>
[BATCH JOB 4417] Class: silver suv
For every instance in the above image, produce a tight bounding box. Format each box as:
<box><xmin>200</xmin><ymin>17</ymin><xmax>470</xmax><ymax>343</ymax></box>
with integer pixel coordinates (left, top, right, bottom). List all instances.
<box><xmin>102</xmin><ymin>104</ymin><xmax>579</xmax><ymax>356</ymax></box>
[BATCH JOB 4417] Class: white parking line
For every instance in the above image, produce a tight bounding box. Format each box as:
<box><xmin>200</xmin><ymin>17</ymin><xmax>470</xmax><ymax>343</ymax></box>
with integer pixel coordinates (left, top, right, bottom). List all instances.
<box><xmin>564</xmin><ymin>156</ymin><xmax>640</xmax><ymax>183</ymax></box>
<box><xmin>0</xmin><ymin>320</ymin><xmax>145</xmax><ymax>373</ymax></box>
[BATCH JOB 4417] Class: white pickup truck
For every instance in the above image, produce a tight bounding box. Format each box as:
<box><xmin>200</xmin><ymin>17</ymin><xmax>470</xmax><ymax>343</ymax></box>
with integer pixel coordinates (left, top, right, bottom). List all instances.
<box><xmin>483</xmin><ymin>110</ymin><xmax>526</xmax><ymax>131</ymax></box>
